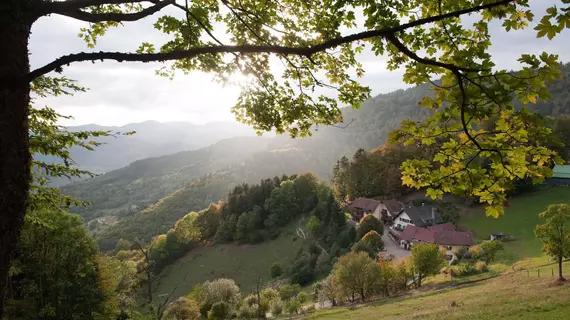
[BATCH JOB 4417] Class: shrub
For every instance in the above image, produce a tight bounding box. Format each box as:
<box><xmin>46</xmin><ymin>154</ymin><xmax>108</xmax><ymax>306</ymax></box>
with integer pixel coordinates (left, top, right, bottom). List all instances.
<box><xmin>236</xmin><ymin>304</ymin><xmax>256</xmax><ymax>319</ymax></box>
<box><xmin>306</xmin><ymin>305</ymin><xmax>317</xmax><ymax>314</ymax></box>
<box><xmin>284</xmin><ymin>298</ymin><xmax>301</xmax><ymax>315</ymax></box>
<box><xmin>270</xmin><ymin>262</ymin><xmax>283</xmax><ymax>278</ymax></box>
<box><xmin>164</xmin><ymin>297</ymin><xmax>200</xmax><ymax>320</ymax></box>
<box><xmin>278</xmin><ymin>284</ymin><xmax>301</xmax><ymax>300</ymax></box>
<box><xmin>270</xmin><ymin>300</ymin><xmax>283</xmax><ymax>316</ymax></box>
<box><xmin>297</xmin><ymin>292</ymin><xmax>309</xmax><ymax>304</ymax></box>
<box><xmin>357</xmin><ymin>215</ymin><xmax>383</xmax><ymax>239</ymax></box>
<box><xmin>475</xmin><ymin>261</ymin><xmax>489</xmax><ymax>273</ymax></box>
<box><xmin>208</xmin><ymin>301</ymin><xmax>231</xmax><ymax>320</ymax></box>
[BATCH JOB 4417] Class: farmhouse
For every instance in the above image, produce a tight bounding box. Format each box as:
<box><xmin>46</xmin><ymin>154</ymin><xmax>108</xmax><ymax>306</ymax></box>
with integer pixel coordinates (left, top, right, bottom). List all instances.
<box><xmin>348</xmin><ymin>198</ymin><xmax>382</xmax><ymax>221</ymax></box>
<box><xmin>348</xmin><ymin>197</ymin><xmax>403</xmax><ymax>222</ymax></box>
<box><xmin>398</xmin><ymin>223</ymin><xmax>474</xmax><ymax>255</ymax></box>
<box><xmin>391</xmin><ymin>205</ymin><xmax>443</xmax><ymax>230</ymax></box>
<box><xmin>376</xmin><ymin>199</ymin><xmax>404</xmax><ymax>223</ymax></box>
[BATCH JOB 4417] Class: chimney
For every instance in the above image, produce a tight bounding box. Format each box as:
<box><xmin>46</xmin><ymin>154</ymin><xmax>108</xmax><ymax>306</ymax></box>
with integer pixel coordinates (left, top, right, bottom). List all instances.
<box><xmin>431</xmin><ymin>207</ymin><xmax>436</xmax><ymax>226</ymax></box>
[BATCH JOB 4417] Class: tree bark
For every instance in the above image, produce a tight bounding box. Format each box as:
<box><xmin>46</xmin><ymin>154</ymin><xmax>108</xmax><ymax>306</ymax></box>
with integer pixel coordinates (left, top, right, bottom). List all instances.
<box><xmin>417</xmin><ymin>272</ymin><xmax>423</xmax><ymax>287</ymax></box>
<box><xmin>558</xmin><ymin>256</ymin><xmax>565</xmax><ymax>281</ymax></box>
<box><xmin>0</xmin><ymin>1</ymin><xmax>32</xmax><ymax>317</ymax></box>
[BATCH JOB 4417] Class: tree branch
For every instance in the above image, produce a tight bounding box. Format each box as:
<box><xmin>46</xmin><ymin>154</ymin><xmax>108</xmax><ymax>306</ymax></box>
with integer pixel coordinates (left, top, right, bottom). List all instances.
<box><xmin>39</xmin><ymin>0</ymin><xmax>152</xmax><ymax>15</ymax></box>
<box><xmin>385</xmin><ymin>34</ymin><xmax>480</xmax><ymax>73</ymax></box>
<box><xmin>54</xmin><ymin>0</ymin><xmax>173</xmax><ymax>22</ymax></box>
<box><xmin>14</xmin><ymin>0</ymin><xmax>514</xmax><ymax>83</ymax></box>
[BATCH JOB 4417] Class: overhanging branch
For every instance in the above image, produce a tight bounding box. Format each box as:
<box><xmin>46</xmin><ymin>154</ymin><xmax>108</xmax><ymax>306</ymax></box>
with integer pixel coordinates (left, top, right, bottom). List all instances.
<box><xmin>20</xmin><ymin>0</ymin><xmax>514</xmax><ymax>83</ymax></box>
<box><xmin>54</xmin><ymin>0</ymin><xmax>174</xmax><ymax>22</ymax></box>
<box><xmin>38</xmin><ymin>0</ymin><xmax>152</xmax><ymax>15</ymax></box>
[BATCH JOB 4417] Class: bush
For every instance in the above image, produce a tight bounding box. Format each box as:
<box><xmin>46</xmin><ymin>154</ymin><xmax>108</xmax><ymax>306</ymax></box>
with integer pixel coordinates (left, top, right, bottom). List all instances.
<box><xmin>454</xmin><ymin>246</ymin><xmax>471</xmax><ymax>260</ymax></box>
<box><xmin>164</xmin><ymin>297</ymin><xmax>200</xmax><ymax>320</ymax></box>
<box><xmin>208</xmin><ymin>301</ymin><xmax>231</xmax><ymax>320</ymax></box>
<box><xmin>279</xmin><ymin>284</ymin><xmax>301</xmax><ymax>300</ymax></box>
<box><xmin>357</xmin><ymin>215</ymin><xmax>383</xmax><ymax>239</ymax></box>
<box><xmin>284</xmin><ymin>298</ymin><xmax>301</xmax><ymax>315</ymax></box>
<box><xmin>270</xmin><ymin>262</ymin><xmax>283</xmax><ymax>278</ymax></box>
<box><xmin>475</xmin><ymin>261</ymin><xmax>489</xmax><ymax>273</ymax></box>
<box><xmin>297</xmin><ymin>292</ymin><xmax>309</xmax><ymax>304</ymax></box>
<box><xmin>306</xmin><ymin>305</ymin><xmax>316</xmax><ymax>314</ymax></box>
<box><xmin>236</xmin><ymin>304</ymin><xmax>256</xmax><ymax>319</ymax></box>
<box><xmin>270</xmin><ymin>300</ymin><xmax>283</xmax><ymax>316</ymax></box>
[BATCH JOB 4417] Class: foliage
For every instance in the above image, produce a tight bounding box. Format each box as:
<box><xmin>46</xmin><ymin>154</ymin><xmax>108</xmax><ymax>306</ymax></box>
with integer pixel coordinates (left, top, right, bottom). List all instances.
<box><xmin>357</xmin><ymin>215</ymin><xmax>383</xmax><ymax>239</ymax></box>
<box><xmin>469</xmin><ymin>240</ymin><xmax>505</xmax><ymax>264</ymax></box>
<box><xmin>201</xmin><ymin>278</ymin><xmax>241</xmax><ymax>312</ymax></box>
<box><xmin>164</xmin><ymin>297</ymin><xmax>200</xmax><ymax>320</ymax></box>
<box><xmin>361</xmin><ymin>231</ymin><xmax>384</xmax><ymax>252</ymax></box>
<box><xmin>270</xmin><ymin>262</ymin><xmax>283</xmax><ymax>278</ymax></box>
<box><xmin>278</xmin><ymin>284</ymin><xmax>301</xmax><ymax>301</ymax></box>
<box><xmin>331</xmin><ymin>251</ymin><xmax>382</xmax><ymax>301</ymax></box>
<box><xmin>6</xmin><ymin>209</ymin><xmax>108</xmax><ymax>319</ymax></box>
<box><xmin>333</xmin><ymin>144</ymin><xmax>427</xmax><ymax>201</ymax></box>
<box><xmin>535</xmin><ymin>203</ymin><xmax>570</xmax><ymax>280</ymax></box>
<box><xmin>410</xmin><ymin>244</ymin><xmax>446</xmax><ymax>287</ymax></box>
<box><xmin>208</xmin><ymin>301</ymin><xmax>231</xmax><ymax>320</ymax></box>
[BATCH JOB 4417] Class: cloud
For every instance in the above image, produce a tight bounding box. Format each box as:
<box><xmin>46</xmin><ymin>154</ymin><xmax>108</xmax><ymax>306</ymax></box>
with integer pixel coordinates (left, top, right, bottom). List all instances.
<box><xmin>30</xmin><ymin>0</ymin><xmax>569</xmax><ymax>126</ymax></box>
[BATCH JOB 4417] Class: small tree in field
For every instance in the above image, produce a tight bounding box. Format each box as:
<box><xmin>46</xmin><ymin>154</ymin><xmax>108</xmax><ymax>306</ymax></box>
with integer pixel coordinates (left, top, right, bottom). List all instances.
<box><xmin>535</xmin><ymin>204</ymin><xmax>570</xmax><ymax>281</ymax></box>
<box><xmin>332</xmin><ymin>251</ymin><xmax>381</xmax><ymax>301</ymax></box>
<box><xmin>270</xmin><ymin>262</ymin><xmax>283</xmax><ymax>278</ymax></box>
<box><xmin>357</xmin><ymin>215</ymin><xmax>383</xmax><ymax>239</ymax></box>
<box><xmin>411</xmin><ymin>244</ymin><xmax>446</xmax><ymax>287</ymax></box>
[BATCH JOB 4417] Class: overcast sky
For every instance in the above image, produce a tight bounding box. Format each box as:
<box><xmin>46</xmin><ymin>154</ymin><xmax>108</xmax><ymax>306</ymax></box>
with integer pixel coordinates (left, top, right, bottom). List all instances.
<box><xmin>30</xmin><ymin>0</ymin><xmax>570</xmax><ymax>127</ymax></box>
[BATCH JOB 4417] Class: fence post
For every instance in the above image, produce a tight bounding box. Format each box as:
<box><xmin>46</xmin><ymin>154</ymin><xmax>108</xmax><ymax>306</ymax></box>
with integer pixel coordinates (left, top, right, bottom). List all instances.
<box><xmin>538</xmin><ymin>269</ymin><xmax>540</xmax><ymax>278</ymax></box>
<box><xmin>552</xmin><ymin>268</ymin><xmax>554</xmax><ymax>277</ymax></box>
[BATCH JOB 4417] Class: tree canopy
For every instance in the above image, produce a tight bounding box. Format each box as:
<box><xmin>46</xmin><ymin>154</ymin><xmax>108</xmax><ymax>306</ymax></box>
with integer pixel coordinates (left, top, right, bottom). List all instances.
<box><xmin>535</xmin><ymin>203</ymin><xmax>570</xmax><ymax>281</ymax></box>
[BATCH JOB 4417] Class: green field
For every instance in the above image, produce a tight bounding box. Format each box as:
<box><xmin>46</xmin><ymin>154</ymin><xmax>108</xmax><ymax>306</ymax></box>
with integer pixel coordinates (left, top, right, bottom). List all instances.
<box><xmin>459</xmin><ymin>186</ymin><xmax>570</xmax><ymax>264</ymax></box>
<box><xmin>309</xmin><ymin>271</ymin><xmax>570</xmax><ymax>320</ymax></box>
<box><xmin>154</xmin><ymin>224</ymin><xmax>304</xmax><ymax>300</ymax></box>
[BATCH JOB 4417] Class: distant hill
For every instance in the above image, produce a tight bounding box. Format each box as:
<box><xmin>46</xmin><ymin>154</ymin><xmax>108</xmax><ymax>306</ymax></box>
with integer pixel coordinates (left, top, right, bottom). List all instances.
<box><xmin>38</xmin><ymin>120</ymin><xmax>258</xmax><ymax>179</ymax></box>
<box><xmin>63</xmin><ymin>136</ymin><xmax>271</xmax><ymax>222</ymax></box>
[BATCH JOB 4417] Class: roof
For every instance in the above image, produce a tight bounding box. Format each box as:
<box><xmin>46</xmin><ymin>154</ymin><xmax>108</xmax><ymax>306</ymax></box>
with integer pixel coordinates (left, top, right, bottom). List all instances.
<box><xmin>394</xmin><ymin>205</ymin><xmax>444</xmax><ymax>227</ymax></box>
<box><xmin>382</xmin><ymin>199</ymin><xmax>403</xmax><ymax>215</ymax></box>
<box><xmin>428</xmin><ymin>222</ymin><xmax>455</xmax><ymax>232</ymax></box>
<box><xmin>350</xmin><ymin>198</ymin><xmax>382</xmax><ymax>212</ymax></box>
<box><xmin>552</xmin><ymin>165</ymin><xmax>570</xmax><ymax>179</ymax></box>
<box><xmin>400</xmin><ymin>224</ymin><xmax>473</xmax><ymax>246</ymax></box>
<box><xmin>400</xmin><ymin>225</ymin><xmax>434</xmax><ymax>243</ymax></box>
<box><xmin>433</xmin><ymin>230</ymin><xmax>474</xmax><ymax>246</ymax></box>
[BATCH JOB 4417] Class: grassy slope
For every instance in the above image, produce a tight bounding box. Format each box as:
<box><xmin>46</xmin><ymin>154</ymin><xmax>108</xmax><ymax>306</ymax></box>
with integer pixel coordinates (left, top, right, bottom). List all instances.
<box><xmin>154</xmin><ymin>223</ymin><xmax>304</xmax><ymax>300</ymax></box>
<box><xmin>310</xmin><ymin>271</ymin><xmax>570</xmax><ymax>320</ymax></box>
<box><xmin>459</xmin><ymin>186</ymin><xmax>570</xmax><ymax>264</ymax></box>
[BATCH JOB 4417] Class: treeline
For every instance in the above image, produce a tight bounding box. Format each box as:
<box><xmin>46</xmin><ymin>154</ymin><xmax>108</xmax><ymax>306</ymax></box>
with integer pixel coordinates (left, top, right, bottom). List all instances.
<box><xmin>332</xmin><ymin>143</ymin><xmax>431</xmax><ymax>201</ymax></box>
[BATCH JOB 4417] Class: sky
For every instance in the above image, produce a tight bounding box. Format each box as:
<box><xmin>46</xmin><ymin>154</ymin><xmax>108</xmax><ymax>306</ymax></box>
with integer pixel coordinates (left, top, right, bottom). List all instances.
<box><xmin>30</xmin><ymin>0</ymin><xmax>570</xmax><ymax>127</ymax></box>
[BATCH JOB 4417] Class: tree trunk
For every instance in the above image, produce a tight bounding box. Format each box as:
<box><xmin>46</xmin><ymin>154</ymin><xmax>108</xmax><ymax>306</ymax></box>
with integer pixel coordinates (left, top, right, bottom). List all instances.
<box><xmin>417</xmin><ymin>272</ymin><xmax>423</xmax><ymax>287</ymax></box>
<box><xmin>0</xmin><ymin>1</ymin><xmax>32</xmax><ymax>317</ymax></box>
<box><xmin>558</xmin><ymin>256</ymin><xmax>565</xmax><ymax>281</ymax></box>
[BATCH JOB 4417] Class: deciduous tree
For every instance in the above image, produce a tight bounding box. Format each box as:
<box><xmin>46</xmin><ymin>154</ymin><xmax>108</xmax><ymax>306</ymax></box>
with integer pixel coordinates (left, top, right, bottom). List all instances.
<box><xmin>411</xmin><ymin>244</ymin><xmax>446</xmax><ymax>287</ymax></box>
<box><xmin>535</xmin><ymin>203</ymin><xmax>570</xmax><ymax>281</ymax></box>
<box><xmin>332</xmin><ymin>251</ymin><xmax>381</xmax><ymax>301</ymax></box>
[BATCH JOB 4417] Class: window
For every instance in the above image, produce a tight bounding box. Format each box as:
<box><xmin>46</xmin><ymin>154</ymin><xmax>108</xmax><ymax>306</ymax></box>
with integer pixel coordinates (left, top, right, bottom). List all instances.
<box><xmin>399</xmin><ymin>218</ymin><xmax>411</xmax><ymax>223</ymax></box>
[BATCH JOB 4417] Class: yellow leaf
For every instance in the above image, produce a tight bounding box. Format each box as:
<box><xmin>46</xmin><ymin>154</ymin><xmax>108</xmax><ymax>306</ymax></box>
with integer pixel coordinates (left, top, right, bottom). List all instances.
<box><xmin>528</xmin><ymin>94</ymin><xmax>537</xmax><ymax>104</ymax></box>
